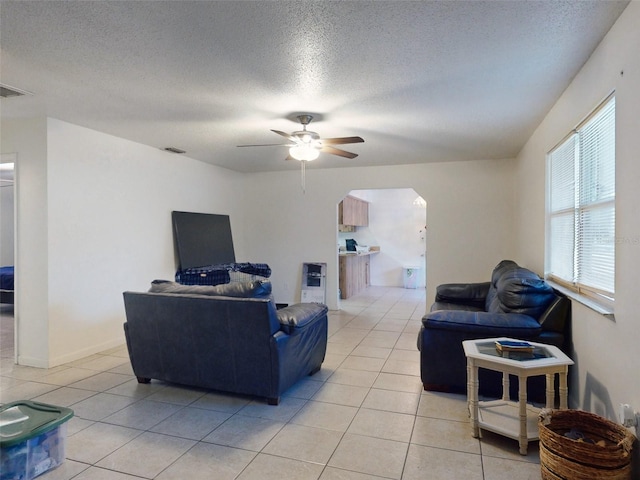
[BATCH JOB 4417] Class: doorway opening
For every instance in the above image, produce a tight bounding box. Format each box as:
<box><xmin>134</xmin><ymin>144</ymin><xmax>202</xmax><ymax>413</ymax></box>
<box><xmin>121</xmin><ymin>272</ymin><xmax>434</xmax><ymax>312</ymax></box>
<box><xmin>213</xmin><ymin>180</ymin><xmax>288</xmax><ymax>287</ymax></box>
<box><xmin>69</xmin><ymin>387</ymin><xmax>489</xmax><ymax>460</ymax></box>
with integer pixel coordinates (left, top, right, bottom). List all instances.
<box><xmin>337</xmin><ymin>188</ymin><xmax>427</xmax><ymax>302</ymax></box>
<box><xmin>1</xmin><ymin>154</ymin><xmax>16</xmax><ymax>362</ymax></box>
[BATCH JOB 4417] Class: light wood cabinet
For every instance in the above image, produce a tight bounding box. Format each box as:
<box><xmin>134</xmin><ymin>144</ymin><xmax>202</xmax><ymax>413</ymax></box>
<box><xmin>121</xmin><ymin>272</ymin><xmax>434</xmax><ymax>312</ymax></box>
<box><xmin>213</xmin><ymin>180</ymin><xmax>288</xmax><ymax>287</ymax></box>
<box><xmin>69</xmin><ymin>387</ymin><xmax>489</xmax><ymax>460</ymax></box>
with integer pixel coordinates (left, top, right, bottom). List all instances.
<box><xmin>339</xmin><ymin>253</ymin><xmax>374</xmax><ymax>299</ymax></box>
<box><xmin>339</xmin><ymin>195</ymin><xmax>368</xmax><ymax>227</ymax></box>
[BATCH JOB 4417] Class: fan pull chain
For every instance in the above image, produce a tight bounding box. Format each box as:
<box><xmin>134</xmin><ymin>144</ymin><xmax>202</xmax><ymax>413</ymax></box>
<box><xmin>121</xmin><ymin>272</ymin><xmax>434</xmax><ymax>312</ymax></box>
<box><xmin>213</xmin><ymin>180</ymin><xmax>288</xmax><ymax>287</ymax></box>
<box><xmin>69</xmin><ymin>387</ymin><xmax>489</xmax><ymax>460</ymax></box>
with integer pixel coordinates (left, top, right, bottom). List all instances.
<box><xmin>301</xmin><ymin>160</ymin><xmax>306</xmax><ymax>194</ymax></box>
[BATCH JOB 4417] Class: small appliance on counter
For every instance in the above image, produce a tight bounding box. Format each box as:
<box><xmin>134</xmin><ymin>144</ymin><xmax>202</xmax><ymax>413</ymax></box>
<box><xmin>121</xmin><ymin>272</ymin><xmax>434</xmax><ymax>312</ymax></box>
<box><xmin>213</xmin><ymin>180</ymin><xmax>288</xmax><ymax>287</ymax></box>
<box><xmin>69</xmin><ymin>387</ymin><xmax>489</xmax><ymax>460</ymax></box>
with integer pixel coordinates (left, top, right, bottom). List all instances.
<box><xmin>346</xmin><ymin>239</ymin><xmax>357</xmax><ymax>252</ymax></box>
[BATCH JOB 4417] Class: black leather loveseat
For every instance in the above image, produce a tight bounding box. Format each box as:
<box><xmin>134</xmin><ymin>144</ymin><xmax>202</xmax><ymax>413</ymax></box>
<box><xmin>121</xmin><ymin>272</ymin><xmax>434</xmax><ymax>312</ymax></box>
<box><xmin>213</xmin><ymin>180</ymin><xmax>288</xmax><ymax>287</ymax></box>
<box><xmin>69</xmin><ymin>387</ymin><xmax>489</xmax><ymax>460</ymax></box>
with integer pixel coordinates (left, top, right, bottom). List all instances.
<box><xmin>123</xmin><ymin>279</ymin><xmax>328</xmax><ymax>405</ymax></box>
<box><xmin>417</xmin><ymin>260</ymin><xmax>570</xmax><ymax>401</ymax></box>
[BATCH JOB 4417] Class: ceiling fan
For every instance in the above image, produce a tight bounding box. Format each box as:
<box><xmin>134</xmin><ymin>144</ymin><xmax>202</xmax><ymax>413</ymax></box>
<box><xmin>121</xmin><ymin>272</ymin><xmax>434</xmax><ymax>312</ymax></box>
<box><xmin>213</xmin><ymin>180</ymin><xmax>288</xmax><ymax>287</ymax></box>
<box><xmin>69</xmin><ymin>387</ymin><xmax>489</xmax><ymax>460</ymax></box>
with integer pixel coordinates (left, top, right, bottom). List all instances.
<box><xmin>237</xmin><ymin>114</ymin><xmax>364</xmax><ymax>162</ymax></box>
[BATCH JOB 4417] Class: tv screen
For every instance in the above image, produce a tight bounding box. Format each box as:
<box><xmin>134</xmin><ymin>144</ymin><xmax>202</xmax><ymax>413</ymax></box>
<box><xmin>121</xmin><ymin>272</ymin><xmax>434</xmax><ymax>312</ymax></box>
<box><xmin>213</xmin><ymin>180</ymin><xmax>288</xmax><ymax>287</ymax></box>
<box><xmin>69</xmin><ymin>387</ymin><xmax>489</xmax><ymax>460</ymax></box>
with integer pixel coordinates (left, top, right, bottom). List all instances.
<box><xmin>172</xmin><ymin>211</ymin><xmax>236</xmax><ymax>269</ymax></box>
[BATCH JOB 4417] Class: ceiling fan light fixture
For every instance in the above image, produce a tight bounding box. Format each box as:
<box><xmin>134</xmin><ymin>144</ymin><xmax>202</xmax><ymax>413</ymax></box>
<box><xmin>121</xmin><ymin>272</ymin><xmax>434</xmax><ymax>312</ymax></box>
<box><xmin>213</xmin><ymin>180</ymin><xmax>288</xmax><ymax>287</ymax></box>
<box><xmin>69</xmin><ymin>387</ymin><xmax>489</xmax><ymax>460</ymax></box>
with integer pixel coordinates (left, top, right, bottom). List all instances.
<box><xmin>289</xmin><ymin>144</ymin><xmax>320</xmax><ymax>161</ymax></box>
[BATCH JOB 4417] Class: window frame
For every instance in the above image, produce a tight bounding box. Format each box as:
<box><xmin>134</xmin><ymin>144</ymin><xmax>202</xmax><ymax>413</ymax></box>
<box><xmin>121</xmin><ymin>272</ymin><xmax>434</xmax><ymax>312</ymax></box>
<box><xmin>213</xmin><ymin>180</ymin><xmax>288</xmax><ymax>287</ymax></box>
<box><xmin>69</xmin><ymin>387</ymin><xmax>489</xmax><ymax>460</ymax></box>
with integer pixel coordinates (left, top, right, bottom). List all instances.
<box><xmin>545</xmin><ymin>93</ymin><xmax>615</xmax><ymax>313</ymax></box>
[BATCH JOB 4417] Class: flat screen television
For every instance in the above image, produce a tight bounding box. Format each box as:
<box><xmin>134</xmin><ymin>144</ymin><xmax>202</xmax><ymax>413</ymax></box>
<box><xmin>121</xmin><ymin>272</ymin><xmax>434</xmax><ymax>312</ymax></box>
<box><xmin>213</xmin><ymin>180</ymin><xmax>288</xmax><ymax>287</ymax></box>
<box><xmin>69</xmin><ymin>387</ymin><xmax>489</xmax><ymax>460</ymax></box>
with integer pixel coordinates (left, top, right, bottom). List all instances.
<box><xmin>172</xmin><ymin>211</ymin><xmax>236</xmax><ymax>269</ymax></box>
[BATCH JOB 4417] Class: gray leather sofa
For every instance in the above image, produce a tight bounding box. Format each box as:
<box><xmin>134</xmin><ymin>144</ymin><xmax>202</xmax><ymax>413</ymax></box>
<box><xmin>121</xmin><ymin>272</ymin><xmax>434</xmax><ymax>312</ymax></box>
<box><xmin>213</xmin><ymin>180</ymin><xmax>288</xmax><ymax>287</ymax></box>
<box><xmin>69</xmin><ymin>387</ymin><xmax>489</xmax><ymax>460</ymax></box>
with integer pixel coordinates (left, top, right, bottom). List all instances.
<box><xmin>123</xmin><ymin>279</ymin><xmax>328</xmax><ymax>405</ymax></box>
<box><xmin>417</xmin><ymin>260</ymin><xmax>570</xmax><ymax>401</ymax></box>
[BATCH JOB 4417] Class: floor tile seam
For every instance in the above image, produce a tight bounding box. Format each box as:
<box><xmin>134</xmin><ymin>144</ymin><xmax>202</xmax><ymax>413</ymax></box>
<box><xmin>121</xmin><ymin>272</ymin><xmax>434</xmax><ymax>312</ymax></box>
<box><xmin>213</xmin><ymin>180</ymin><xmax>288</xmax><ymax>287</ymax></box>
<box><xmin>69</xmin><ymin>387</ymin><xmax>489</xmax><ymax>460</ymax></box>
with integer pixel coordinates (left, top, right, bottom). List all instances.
<box><xmin>150</xmin><ymin>439</ymin><xmax>257</xmax><ymax>480</ymax></box>
<box><xmin>101</xmin><ymin>401</ymin><xmax>195</xmax><ymax>432</ymax></box>
<box><xmin>477</xmin><ymin>442</ymin><xmax>541</xmax><ymax>463</ymax></box>
<box><xmin>74</xmin><ymin>356</ymin><xmax>131</xmax><ymax>367</ymax></box>
<box><xmin>286</xmin><ymin>398</ymin><xmax>364</xmax><ymax>434</ymax></box>
<box><xmin>32</xmin><ymin>384</ymin><xmax>114</xmax><ymax>405</ymax></box>
<box><xmin>65</xmin><ymin>377</ymin><xmax>135</xmax><ymax>392</ymax></box>
<box><xmin>0</xmin><ymin>367</ymin><xmax>73</xmax><ymax>381</ymax></box>
<box><xmin>322</xmin><ymin>465</ymin><xmax>397</xmax><ymax>480</ymax></box>
<box><xmin>318</xmin><ymin>404</ymin><xmax>375</xmax><ymax>477</ymax></box>
<box><xmin>90</xmin><ymin>457</ymin><xmax>156</xmax><ymax>480</ymax></box>
<box><xmin>165</xmin><ymin>401</ymin><xmax>243</xmax><ymax>416</ymax></box>
<box><xmin>408</xmin><ymin>437</ymin><xmax>482</xmax><ymax>457</ymax></box>
<box><xmin>27</xmin><ymin>384</ymin><xmax>104</xmax><ymax>406</ymax></box>
<box><xmin>308</xmin><ymin>388</ymin><xmax>370</xmax><ymax>409</ymax></box>
<box><xmin>78</xmin><ymin>364</ymin><xmax>132</xmax><ymax>374</ymax></box>
<box><xmin>213</xmin><ymin>409</ymin><xmax>290</xmax><ymax>430</ymax></box>
<box><xmin>253</xmin><ymin>446</ymin><xmax>336</xmax><ymax>468</ymax></box>
<box><xmin>326</xmin><ymin>337</ymin><xmax>366</xmax><ymax>347</ymax></box>
<box><xmin>325</xmin><ymin>363</ymin><xmax>384</xmax><ymax>381</ymax></box>
<box><xmin>415</xmin><ymin>414</ymin><xmax>469</xmax><ymax>425</ymax></box>
<box><xmin>34</xmin><ymin>368</ymin><xmax>131</xmax><ymax>386</ymax></box>
<box><xmin>68</xmin><ymin>423</ymin><xmax>147</xmax><ymax>467</ymax></box>
<box><xmin>374</xmin><ymin>321</ymin><xmax>410</xmax><ymax>328</ymax></box>
<box><xmin>340</xmin><ymin>430</ymin><xmax>411</xmax><ymax>449</ymax></box>
<box><xmin>197</xmin><ymin>432</ymin><xmax>285</xmax><ymax>453</ymax></box>
<box><xmin>235</xmin><ymin>403</ymin><xmax>310</xmax><ymax>423</ymax></box>
<box><xmin>70</xmin><ymin>393</ymin><xmax>152</xmax><ymax>423</ymax></box>
<box><xmin>397</xmin><ymin>414</ymin><xmax>421</xmax><ymax>480</ymax></box>
<box><xmin>140</xmin><ymin>393</ymin><xmax>208</xmax><ymax>408</ymax></box>
<box><xmin>357</xmin><ymin>404</ymin><xmax>420</xmax><ymax>416</ymax></box>
<box><xmin>343</xmin><ymin>353</ymin><xmax>387</xmax><ymax>364</ymax></box>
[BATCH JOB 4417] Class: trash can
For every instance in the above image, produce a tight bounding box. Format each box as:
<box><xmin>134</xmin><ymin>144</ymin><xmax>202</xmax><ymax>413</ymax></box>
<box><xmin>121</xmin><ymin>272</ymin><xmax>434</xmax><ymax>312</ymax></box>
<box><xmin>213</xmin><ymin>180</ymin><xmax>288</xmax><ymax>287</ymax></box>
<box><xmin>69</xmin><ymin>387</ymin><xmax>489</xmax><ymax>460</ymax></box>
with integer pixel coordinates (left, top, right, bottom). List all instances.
<box><xmin>403</xmin><ymin>266</ymin><xmax>421</xmax><ymax>289</ymax></box>
<box><xmin>1</xmin><ymin>400</ymin><xmax>74</xmax><ymax>480</ymax></box>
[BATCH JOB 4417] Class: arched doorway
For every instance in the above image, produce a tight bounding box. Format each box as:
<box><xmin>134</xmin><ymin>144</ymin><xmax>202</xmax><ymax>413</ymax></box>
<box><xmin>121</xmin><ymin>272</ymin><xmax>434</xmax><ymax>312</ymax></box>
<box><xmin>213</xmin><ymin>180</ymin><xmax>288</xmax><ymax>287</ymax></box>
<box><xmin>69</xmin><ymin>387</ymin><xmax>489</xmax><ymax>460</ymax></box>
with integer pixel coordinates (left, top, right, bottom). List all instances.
<box><xmin>337</xmin><ymin>187</ymin><xmax>427</xmax><ymax>301</ymax></box>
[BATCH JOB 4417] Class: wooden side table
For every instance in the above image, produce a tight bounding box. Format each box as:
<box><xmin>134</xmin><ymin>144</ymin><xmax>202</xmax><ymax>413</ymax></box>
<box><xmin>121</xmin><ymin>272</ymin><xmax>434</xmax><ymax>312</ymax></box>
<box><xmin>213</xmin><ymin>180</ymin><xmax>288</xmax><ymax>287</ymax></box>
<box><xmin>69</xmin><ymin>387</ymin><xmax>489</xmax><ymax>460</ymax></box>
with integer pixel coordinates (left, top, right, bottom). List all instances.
<box><xmin>463</xmin><ymin>337</ymin><xmax>574</xmax><ymax>455</ymax></box>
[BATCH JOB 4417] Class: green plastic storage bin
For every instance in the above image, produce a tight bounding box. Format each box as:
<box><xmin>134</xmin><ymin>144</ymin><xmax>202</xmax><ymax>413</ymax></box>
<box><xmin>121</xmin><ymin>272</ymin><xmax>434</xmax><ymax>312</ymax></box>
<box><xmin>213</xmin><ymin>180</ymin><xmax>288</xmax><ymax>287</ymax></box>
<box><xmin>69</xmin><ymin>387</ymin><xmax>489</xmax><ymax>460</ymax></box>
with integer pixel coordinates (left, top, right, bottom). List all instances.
<box><xmin>0</xmin><ymin>400</ymin><xmax>74</xmax><ymax>480</ymax></box>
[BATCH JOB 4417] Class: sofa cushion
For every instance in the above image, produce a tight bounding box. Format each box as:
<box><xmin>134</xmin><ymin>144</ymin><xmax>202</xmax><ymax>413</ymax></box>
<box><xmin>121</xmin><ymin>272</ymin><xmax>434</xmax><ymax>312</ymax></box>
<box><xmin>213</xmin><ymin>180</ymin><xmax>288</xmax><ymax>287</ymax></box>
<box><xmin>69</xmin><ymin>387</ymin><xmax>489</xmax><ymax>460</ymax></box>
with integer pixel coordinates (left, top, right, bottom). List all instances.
<box><xmin>431</xmin><ymin>301</ymin><xmax>483</xmax><ymax>313</ymax></box>
<box><xmin>277</xmin><ymin>303</ymin><xmax>329</xmax><ymax>334</ymax></box>
<box><xmin>423</xmin><ymin>310</ymin><xmax>542</xmax><ymax>337</ymax></box>
<box><xmin>486</xmin><ymin>267</ymin><xmax>555</xmax><ymax>319</ymax></box>
<box><xmin>434</xmin><ymin>282</ymin><xmax>490</xmax><ymax>309</ymax></box>
<box><xmin>484</xmin><ymin>260</ymin><xmax>518</xmax><ymax>311</ymax></box>
<box><xmin>149</xmin><ymin>279</ymin><xmax>272</xmax><ymax>298</ymax></box>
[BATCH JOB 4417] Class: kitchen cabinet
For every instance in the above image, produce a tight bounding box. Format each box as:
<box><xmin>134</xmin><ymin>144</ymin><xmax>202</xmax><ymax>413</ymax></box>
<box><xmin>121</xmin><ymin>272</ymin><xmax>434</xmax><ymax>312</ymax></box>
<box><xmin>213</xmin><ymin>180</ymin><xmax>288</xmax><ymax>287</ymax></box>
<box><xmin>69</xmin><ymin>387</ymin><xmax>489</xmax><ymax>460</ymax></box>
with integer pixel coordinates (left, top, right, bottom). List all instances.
<box><xmin>339</xmin><ymin>195</ymin><xmax>369</xmax><ymax>227</ymax></box>
<box><xmin>339</xmin><ymin>251</ymin><xmax>377</xmax><ymax>299</ymax></box>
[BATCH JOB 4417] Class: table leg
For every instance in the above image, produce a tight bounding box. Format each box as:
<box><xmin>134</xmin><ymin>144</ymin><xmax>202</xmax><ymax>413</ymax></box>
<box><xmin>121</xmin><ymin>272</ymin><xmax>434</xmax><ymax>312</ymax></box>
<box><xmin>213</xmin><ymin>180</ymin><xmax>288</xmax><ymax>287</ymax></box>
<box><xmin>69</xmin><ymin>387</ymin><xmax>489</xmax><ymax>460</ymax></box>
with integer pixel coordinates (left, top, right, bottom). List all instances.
<box><xmin>545</xmin><ymin>373</ymin><xmax>554</xmax><ymax>409</ymax></box>
<box><xmin>558</xmin><ymin>368</ymin><xmax>569</xmax><ymax>409</ymax></box>
<box><xmin>518</xmin><ymin>375</ymin><xmax>528</xmax><ymax>455</ymax></box>
<box><xmin>467</xmin><ymin>358</ymin><xmax>479</xmax><ymax>438</ymax></box>
<box><xmin>502</xmin><ymin>371</ymin><xmax>510</xmax><ymax>401</ymax></box>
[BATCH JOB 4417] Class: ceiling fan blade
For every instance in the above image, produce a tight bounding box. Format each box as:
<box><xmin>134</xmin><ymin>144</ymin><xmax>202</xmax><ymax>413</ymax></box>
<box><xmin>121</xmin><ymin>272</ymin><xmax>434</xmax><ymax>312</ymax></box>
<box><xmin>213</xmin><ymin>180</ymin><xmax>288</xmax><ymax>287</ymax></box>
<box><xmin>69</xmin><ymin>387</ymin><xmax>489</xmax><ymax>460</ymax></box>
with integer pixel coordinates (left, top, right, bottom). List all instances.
<box><xmin>285</xmin><ymin>154</ymin><xmax>295</xmax><ymax>161</ymax></box>
<box><xmin>237</xmin><ymin>143</ymin><xmax>294</xmax><ymax>147</ymax></box>
<box><xmin>321</xmin><ymin>145</ymin><xmax>359</xmax><ymax>159</ymax></box>
<box><xmin>321</xmin><ymin>136</ymin><xmax>364</xmax><ymax>145</ymax></box>
<box><xmin>271</xmin><ymin>129</ymin><xmax>298</xmax><ymax>142</ymax></box>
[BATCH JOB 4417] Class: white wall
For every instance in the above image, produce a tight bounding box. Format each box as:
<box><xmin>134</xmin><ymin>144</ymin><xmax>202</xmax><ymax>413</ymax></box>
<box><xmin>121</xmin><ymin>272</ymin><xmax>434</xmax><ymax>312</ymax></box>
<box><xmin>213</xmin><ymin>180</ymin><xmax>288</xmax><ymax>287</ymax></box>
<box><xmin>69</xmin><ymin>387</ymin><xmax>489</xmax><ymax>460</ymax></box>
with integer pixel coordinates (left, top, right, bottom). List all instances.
<box><xmin>338</xmin><ymin>188</ymin><xmax>427</xmax><ymax>288</ymax></box>
<box><xmin>514</xmin><ymin>1</ymin><xmax>640</xmax><ymax>423</ymax></box>
<box><xmin>2</xmin><ymin>117</ymin><xmax>247</xmax><ymax>367</ymax></box>
<box><xmin>243</xmin><ymin>159</ymin><xmax>517</xmax><ymax>310</ymax></box>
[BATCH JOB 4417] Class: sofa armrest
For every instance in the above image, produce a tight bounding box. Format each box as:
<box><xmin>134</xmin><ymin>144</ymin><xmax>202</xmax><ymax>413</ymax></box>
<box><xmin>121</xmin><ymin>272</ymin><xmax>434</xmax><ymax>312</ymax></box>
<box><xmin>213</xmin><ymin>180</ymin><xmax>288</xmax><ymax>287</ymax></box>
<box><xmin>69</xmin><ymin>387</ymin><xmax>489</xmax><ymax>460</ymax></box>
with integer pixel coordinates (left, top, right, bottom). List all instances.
<box><xmin>422</xmin><ymin>309</ymin><xmax>542</xmax><ymax>337</ymax></box>
<box><xmin>435</xmin><ymin>282</ymin><xmax>491</xmax><ymax>309</ymax></box>
<box><xmin>538</xmin><ymin>294</ymin><xmax>570</xmax><ymax>333</ymax></box>
<box><xmin>277</xmin><ymin>303</ymin><xmax>329</xmax><ymax>334</ymax></box>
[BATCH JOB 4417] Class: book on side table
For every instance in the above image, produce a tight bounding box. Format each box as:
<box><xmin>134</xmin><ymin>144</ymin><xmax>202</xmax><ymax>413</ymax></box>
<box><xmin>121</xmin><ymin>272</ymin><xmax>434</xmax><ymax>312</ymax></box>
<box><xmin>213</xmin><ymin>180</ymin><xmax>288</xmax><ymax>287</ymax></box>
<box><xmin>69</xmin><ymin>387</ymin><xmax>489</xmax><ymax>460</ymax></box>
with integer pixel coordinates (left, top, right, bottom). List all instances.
<box><xmin>495</xmin><ymin>340</ymin><xmax>534</xmax><ymax>353</ymax></box>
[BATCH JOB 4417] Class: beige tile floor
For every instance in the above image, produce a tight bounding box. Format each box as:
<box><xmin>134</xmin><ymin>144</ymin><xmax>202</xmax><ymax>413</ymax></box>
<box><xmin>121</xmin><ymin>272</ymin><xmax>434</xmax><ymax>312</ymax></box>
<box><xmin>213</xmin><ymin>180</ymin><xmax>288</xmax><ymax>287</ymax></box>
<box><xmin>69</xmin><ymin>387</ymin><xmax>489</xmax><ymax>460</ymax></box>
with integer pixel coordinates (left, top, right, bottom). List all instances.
<box><xmin>0</xmin><ymin>288</ymin><xmax>542</xmax><ymax>479</ymax></box>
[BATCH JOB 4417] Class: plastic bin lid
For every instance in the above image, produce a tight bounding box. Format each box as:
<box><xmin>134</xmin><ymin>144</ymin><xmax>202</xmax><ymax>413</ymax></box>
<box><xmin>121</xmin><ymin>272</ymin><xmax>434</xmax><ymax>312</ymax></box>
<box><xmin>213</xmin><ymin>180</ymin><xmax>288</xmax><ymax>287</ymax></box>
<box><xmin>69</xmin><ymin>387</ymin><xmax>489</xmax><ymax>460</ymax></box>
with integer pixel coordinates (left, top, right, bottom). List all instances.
<box><xmin>0</xmin><ymin>400</ymin><xmax>74</xmax><ymax>448</ymax></box>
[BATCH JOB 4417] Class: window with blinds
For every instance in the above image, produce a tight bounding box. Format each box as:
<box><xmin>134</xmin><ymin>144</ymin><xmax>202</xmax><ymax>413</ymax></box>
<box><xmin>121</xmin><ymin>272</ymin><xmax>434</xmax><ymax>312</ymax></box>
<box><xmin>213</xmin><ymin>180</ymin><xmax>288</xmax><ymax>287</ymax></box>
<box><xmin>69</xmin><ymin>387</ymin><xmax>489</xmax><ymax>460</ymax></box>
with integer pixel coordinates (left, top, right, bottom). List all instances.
<box><xmin>546</xmin><ymin>95</ymin><xmax>615</xmax><ymax>303</ymax></box>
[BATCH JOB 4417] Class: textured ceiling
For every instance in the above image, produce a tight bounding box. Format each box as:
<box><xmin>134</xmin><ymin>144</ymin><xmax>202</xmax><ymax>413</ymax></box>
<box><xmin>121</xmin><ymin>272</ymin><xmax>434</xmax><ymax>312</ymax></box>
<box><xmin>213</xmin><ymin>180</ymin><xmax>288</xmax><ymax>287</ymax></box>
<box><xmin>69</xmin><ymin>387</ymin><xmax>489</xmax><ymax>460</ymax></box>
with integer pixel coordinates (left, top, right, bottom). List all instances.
<box><xmin>0</xmin><ymin>1</ymin><xmax>630</xmax><ymax>173</ymax></box>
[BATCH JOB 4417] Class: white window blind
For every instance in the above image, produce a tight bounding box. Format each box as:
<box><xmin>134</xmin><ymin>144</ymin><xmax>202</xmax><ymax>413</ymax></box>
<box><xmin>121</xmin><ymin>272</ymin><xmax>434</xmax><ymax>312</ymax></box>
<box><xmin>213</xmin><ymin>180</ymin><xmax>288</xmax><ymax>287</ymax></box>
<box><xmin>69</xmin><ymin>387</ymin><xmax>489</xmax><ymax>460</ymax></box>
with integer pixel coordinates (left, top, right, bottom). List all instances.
<box><xmin>547</xmin><ymin>95</ymin><xmax>615</xmax><ymax>301</ymax></box>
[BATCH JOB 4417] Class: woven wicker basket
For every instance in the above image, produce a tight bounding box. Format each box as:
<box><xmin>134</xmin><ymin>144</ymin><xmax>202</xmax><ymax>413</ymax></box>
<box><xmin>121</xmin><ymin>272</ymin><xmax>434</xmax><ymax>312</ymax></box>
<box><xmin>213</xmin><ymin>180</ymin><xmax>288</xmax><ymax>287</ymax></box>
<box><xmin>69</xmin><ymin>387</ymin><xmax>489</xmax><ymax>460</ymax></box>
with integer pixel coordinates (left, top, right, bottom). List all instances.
<box><xmin>539</xmin><ymin>409</ymin><xmax>636</xmax><ymax>480</ymax></box>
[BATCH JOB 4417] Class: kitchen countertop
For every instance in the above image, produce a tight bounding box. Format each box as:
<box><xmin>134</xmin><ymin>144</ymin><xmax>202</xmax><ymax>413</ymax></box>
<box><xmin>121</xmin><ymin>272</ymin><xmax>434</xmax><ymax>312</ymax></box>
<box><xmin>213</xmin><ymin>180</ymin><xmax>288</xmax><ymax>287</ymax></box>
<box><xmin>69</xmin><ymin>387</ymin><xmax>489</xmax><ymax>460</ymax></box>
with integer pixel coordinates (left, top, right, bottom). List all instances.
<box><xmin>339</xmin><ymin>250</ymin><xmax>379</xmax><ymax>256</ymax></box>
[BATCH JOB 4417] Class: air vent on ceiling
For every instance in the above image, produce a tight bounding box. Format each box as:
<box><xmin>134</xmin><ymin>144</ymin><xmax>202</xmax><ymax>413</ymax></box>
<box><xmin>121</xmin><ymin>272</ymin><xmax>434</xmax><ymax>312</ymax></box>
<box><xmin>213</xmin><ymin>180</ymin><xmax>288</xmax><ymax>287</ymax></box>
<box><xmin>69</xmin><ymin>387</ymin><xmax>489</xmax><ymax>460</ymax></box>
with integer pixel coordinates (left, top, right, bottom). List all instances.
<box><xmin>163</xmin><ymin>147</ymin><xmax>186</xmax><ymax>154</ymax></box>
<box><xmin>0</xmin><ymin>83</ymin><xmax>32</xmax><ymax>98</ymax></box>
